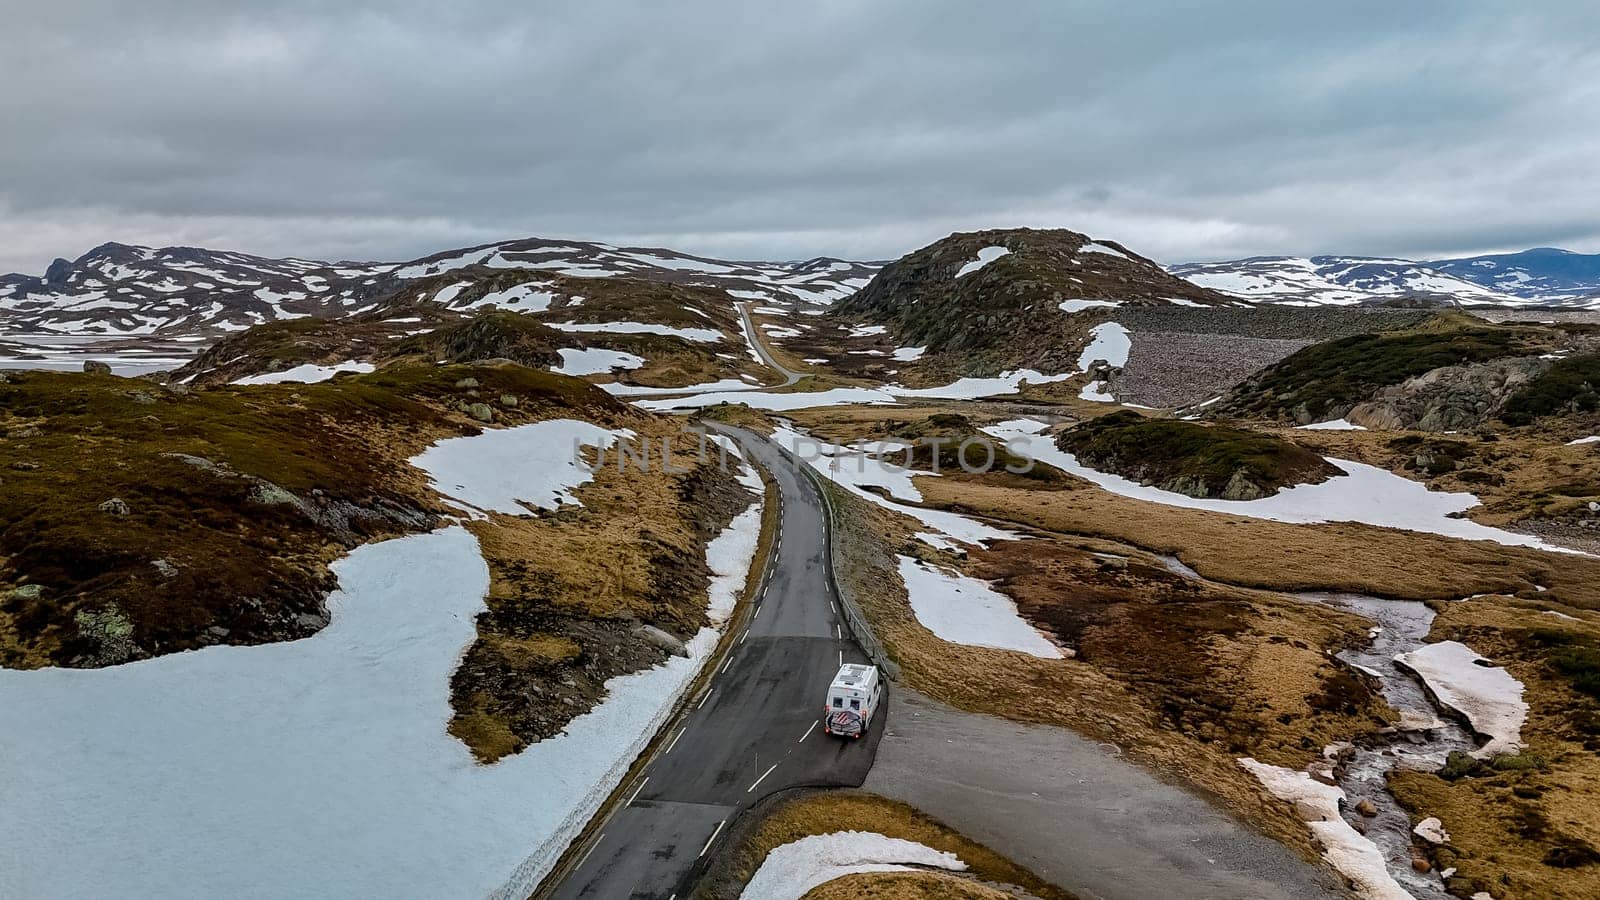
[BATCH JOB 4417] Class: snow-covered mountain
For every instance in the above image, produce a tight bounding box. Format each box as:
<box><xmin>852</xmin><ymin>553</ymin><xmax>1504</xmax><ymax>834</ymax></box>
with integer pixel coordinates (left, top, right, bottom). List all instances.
<box><xmin>0</xmin><ymin>238</ymin><xmax>880</xmax><ymax>337</ymax></box>
<box><xmin>1427</xmin><ymin>248</ymin><xmax>1600</xmax><ymax>300</ymax></box>
<box><xmin>1170</xmin><ymin>251</ymin><xmax>1600</xmax><ymax>309</ymax></box>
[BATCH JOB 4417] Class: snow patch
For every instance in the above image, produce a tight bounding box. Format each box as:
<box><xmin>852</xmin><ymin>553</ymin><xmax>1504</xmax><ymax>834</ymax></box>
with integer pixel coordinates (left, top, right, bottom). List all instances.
<box><xmin>1076</xmin><ymin>322</ymin><xmax>1130</xmax><ymax>371</ymax></box>
<box><xmin>897</xmin><ymin>556</ymin><xmax>1062</xmax><ymax>658</ymax></box>
<box><xmin>1057</xmin><ymin>298</ymin><xmax>1121</xmax><ymax>313</ymax></box>
<box><xmin>740</xmin><ymin>831</ymin><xmax>965</xmax><ymax>900</ymax></box>
<box><xmin>551</xmin><ymin>348</ymin><xmax>646</xmax><ymax>376</ymax></box>
<box><xmin>1395</xmin><ymin>641</ymin><xmax>1527</xmax><ymax>757</ymax></box>
<box><xmin>955</xmin><ymin>246</ymin><xmax>1010</xmax><ymax>278</ymax></box>
<box><xmin>1239</xmin><ymin>759</ymin><xmax>1414</xmax><ymax>900</ymax></box>
<box><xmin>409</xmin><ymin>420</ymin><xmax>629</xmax><ymax>516</ymax></box>
<box><xmin>1298</xmin><ymin>419</ymin><xmax>1368</xmax><ymax>431</ymax></box>
<box><xmin>550</xmin><ymin>321</ymin><xmax>723</xmax><ymax>343</ymax></box>
<box><xmin>232</xmin><ymin>361</ymin><xmax>374</xmax><ymax>385</ymax></box>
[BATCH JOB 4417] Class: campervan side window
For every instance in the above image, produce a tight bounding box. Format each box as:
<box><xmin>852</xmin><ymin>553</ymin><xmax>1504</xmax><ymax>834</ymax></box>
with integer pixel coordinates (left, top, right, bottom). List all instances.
<box><xmin>832</xmin><ymin>698</ymin><xmax>843</xmax><ymax>708</ymax></box>
<box><xmin>849</xmin><ymin>699</ymin><xmax>860</xmax><ymax>710</ymax></box>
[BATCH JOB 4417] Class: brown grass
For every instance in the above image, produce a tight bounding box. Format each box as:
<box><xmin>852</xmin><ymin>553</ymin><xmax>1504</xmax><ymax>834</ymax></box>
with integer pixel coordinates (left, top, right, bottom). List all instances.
<box><xmin>821</xmin><ymin>483</ymin><xmax>1328</xmax><ymax>860</ymax></box>
<box><xmin>915</xmin><ymin>476</ymin><xmax>1600</xmax><ymax>608</ymax></box>
<box><xmin>802</xmin><ymin>871</ymin><xmax>1017</xmax><ymax>900</ymax></box>
<box><xmin>701</xmin><ymin>791</ymin><xmax>1074</xmax><ymax>900</ymax></box>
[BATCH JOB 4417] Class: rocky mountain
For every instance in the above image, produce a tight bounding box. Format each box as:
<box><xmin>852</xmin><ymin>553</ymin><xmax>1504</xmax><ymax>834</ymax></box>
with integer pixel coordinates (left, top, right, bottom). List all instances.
<box><xmin>1171</xmin><ymin>250</ymin><xmax>1600</xmax><ymax>309</ymax></box>
<box><xmin>0</xmin><ymin>238</ymin><xmax>879</xmax><ymax>338</ymax></box>
<box><xmin>831</xmin><ymin>227</ymin><xmax>1227</xmax><ymax>373</ymax></box>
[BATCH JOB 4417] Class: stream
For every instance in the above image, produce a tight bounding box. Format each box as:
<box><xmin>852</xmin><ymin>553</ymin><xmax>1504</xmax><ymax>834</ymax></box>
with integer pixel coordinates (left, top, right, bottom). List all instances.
<box><xmin>1158</xmin><ymin>555</ymin><xmax>1474</xmax><ymax>897</ymax></box>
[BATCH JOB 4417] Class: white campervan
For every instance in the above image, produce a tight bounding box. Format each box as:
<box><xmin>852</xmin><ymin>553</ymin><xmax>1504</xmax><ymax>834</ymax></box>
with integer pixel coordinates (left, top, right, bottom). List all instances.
<box><xmin>822</xmin><ymin>663</ymin><xmax>881</xmax><ymax>739</ymax></box>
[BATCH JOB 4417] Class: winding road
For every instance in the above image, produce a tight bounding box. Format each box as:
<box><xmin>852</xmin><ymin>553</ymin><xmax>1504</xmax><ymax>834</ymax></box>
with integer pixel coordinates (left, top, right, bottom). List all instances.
<box><xmin>545</xmin><ymin>424</ymin><xmax>882</xmax><ymax>899</ymax></box>
<box><xmin>735</xmin><ymin>302</ymin><xmax>804</xmax><ymax>386</ymax></box>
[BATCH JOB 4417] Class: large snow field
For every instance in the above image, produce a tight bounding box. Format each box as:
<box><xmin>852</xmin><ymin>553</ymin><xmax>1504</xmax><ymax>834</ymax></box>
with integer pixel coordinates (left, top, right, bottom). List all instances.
<box><xmin>1238</xmin><ymin>759</ymin><xmax>1413</xmax><ymax>900</ymax></box>
<box><xmin>551</xmin><ymin>347</ymin><xmax>645</xmax><ymax>376</ymax></box>
<box><xmin>1395</xmin><ymin>641</ymin><xmax>1528</xmax><ymax>757</ymax></box>
<box><xmin>740</xmin><ymin>831</ymin><xmax>966</xmax><ymax>900</ymax></box>
<box><xmin>897</xmin><ymin>556</ymin><xmax>1062</xmax><ymax>658</ymax></box>
<box><xmin>0</xmin><ymin>426</ymin><xmax>767</xmax><ymax>900</ymax></box>
<box><xmin>409</xmin><ymin>419</ymin><xmax>631</xmax><ymax>516</ymax></box>
<box><xmin>984</xmin><ymin>419</ymin><xmax>1574</xmax><ymax>553</ymax></box>
<box><xmin>231</xmin><ymin>360</ymin><xmax>375</xmax><ymax>385</ymax></box>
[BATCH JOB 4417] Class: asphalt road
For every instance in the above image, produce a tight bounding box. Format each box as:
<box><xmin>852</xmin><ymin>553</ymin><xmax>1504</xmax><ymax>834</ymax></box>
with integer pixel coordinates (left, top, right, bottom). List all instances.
<box><xmin>865</xmin><ymin>689</ymin><xmax>1344</xmax><ymax>900</ymax></box>
<box><xmin>547</xmin><ymin>425</ymin><xmax>882</xmax><ymax>900</ymax></box>
<box><xmin>735</xmin><ymin>302</ymin><xmax>803</xmax><ymax>386</ymax></box>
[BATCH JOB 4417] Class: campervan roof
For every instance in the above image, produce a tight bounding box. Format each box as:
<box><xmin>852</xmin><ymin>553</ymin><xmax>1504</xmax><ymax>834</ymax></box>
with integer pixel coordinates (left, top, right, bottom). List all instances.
<box><xmin>832</xmin><ymin>664</ymin><xmax>873</xmax><ymax>688</ymax></box>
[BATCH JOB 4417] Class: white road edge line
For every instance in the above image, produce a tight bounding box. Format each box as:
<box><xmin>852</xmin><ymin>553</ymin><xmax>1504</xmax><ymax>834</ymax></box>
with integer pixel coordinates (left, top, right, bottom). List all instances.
<box><xmin>698</xmin><ymin>820</ymin><xmax>726</xmax><ymax>858</ymax></box>
<box><xmin>626</xmin><ymin>777</ymin><xmax>649</xmax><ymax>806</ymax></box>
<box><xmin>664</xmin><ymin>727</ymin><xmax>686</xmax><ymax>755</ymax></box>
<box><xmin>739</xmin><ymin>629</ymin><xmax>750</xmax><ymax>645</ymax></box>
<box><xmin>574</xmin><ymin>832</ymin><xmax>603</xmax><ymax>871</ymax></box>
<box><xmin>747</xmin><ymin>763</ymin><xmax>779</xmax><ymax>793</ymax></box>
<box><xmin>838</xmin><ymin>649</ymin><xmax>843</xmax><ymax>666</ymax></box>
<box><xmin>698</xmin><ymin>689</ymin><xmax>714</xmax><ymax>709</ymax></box>
<box><xmin>721</xmin><ymin>655</ymin><xmax>733</xmax><ymax>674</ymax></box>
<box><xmin>798</xmin><ymin>720</ymin><xmax>818</xmax><ymax>743</ymax></box>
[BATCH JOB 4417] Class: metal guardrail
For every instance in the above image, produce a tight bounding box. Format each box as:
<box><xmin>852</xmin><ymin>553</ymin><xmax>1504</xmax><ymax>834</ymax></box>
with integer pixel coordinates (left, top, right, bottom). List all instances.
<box><xmin>794</xmin><ymin>457</ymin><xmax>901</xmax><ymax>682</ymax></box>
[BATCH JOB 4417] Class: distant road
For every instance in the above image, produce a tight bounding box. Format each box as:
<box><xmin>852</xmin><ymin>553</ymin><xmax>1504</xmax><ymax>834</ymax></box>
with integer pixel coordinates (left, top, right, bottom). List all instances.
<box><xmin>735</xmin><ymin>302</ymin><xmax>804</xmax><ymax>386</ymax></box>
<box><xmin>545</xmin><ymin>424</ymin><xmax>881</xmax><ymax>899</ymax></box>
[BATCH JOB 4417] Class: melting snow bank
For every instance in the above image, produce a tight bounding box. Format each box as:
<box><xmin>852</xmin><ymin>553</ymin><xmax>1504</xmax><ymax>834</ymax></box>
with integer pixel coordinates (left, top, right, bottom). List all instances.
<box><xmin>1299</xmin><ymin>419</ymin><xmax>1368</xmax><ymax>431</ymax></box>
<box><xmin>986</xmin><ymin>419</ymin><xmax>1576</xmax><ymax>554</ymax></box>
<box><xmin>1238</xmin><ymin>760</ymin><xmax>1415</xmax><ymax>900</ymax></box>
<box><xmin>231</xmin><ymin>360</ymin><xmax>374</xmax><ymax>385</ymax></box>
<box><xmin>740</xmin><ymin>831</ymin><xmax>966</xmax><ymax>900</ymax></box>
<box><xmin>1569</xmin><ymin>435</ymin><xmax>1600</xmax><ymax>445</ymax></box>
<box><xmin>0</xmin><ymin>528</ymin><xmax>714</xmax><ymax>899</ymax></box>
<box><xmin>0</xmin><ymin>428</ymin><xmax>766</xmax><ymax>900</ymax></box>
<box><xmin>409</xmin><ymin>419</ymin><xmax>630</xmax><ymax>516</ymax></box>
<box><xmin>897</xmin><ymin>556</ymin><xmax>1062</xmax><ymax>658</ymax></box>
<box><xmin>1395</xmin><ymin>641</ymin><xmax>1528</xmax><ymax>757</ymax></box>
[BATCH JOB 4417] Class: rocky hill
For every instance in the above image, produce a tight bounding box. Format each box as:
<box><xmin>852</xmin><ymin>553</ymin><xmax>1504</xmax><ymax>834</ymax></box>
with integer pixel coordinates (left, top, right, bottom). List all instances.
<box><xmin>1210</xmin><ymin>312</ymin><xmax>1600</xmax><ymax>431</ymax></box>
<box><xmin>830</xmin><ymin>227</ymin><xmax>1227</xmax><ymax>373</ymax></box>
<box><xmin>1056</xmin><ymin>410</ymin><xmax>1342</xmax><ymax>500</ymax></box>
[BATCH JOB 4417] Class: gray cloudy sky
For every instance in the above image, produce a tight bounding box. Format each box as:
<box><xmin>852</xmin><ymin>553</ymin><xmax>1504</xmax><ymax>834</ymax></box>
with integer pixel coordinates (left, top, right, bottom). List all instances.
<box><xmin>3</xmin><ymin>0</ymin><xmax>1599</xmax><ymax>273</ymax></box>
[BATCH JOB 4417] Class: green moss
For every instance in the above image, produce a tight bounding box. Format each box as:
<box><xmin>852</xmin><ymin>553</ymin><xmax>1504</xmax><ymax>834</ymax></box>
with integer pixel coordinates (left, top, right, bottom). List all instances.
<box><xmin>1222</xmin><ymin>327</ymin><xmax>1526</xmax><ymax>421</ymax></box>
<box><xmin>1057</xmin><ymin>410</ymin><xmax>1340</xmax><ymax>499</ymax></box>
<box><xmin>1501</xmin><ymin>353</ymin><xmax>1600</xmax><ymax>426</ymax></box>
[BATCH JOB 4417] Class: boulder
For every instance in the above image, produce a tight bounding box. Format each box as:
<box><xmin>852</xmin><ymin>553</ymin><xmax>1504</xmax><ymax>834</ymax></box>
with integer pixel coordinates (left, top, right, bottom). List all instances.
<box><xmin>454</xmin><ymin>377</ymin><xmax>480</xmax><ymax>389</ymax></box>
<box><xmin>83</xmin><ymin>360</ymin><xmax>113</xmax><ymax>375</ymax></box>
<box><xmin>466</xmin><ymin>402</ymin><xmax>495</xmax><ymax>423</ymax></box>
<box><xmin>1355</xmin><ymin>798</ymin><xmax>1378</xmax><ymax>817</ymax></box>
<box><xmin>99</xmin><ymin>497</ymin><xmax>131</xmax><ymax>516</ymax></box>
<box><xmin>633</xmin><ymin>623</ymin><xmax>689</xmax><ymax>658</ymax></box>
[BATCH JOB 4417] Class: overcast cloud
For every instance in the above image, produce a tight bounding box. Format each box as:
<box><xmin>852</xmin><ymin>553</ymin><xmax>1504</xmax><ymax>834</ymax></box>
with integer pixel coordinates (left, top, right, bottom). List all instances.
<box><xmin>3</xmin><ymin>0</ymin><xmax>1599</xmax><ymax>273</ymax></box>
